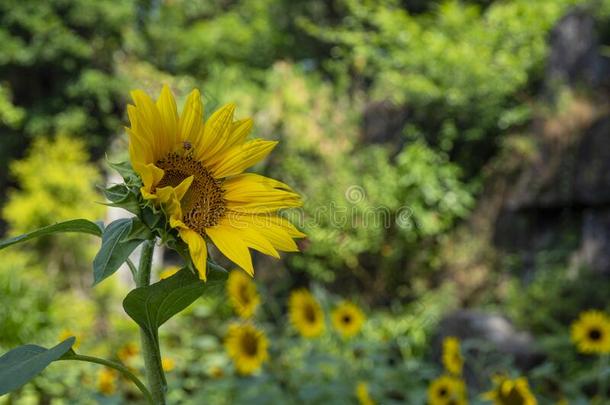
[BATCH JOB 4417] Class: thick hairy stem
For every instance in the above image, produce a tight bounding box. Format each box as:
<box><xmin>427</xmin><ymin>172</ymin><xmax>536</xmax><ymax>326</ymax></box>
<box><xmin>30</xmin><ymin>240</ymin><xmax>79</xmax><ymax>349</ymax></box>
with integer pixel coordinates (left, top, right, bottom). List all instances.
<box><xmin>136</xmin><ymin>240</ymin><xmax>167</xmax><ymax>404</ymax></box>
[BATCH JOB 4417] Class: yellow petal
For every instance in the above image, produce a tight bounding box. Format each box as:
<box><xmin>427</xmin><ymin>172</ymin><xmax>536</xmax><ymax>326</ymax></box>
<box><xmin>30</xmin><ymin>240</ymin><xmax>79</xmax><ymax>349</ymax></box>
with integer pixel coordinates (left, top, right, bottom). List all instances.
<box><xmin>230</xmin><ymin>214</ymin><xmax>302</xmax><ymax>252</ymax></box>
<box><xmin>222</xmin><ymin>215</ymin><xmax>280</xmax><ymax>258</ymax></box>
<box><xmin>264</xmin><ymin>215</ymin><xmax>306</xmax><ymax>238</ymax></box>
<box><xmin>133</xmin><ymin>162</ymin><xmax>165</xmax><ymax>197</ymax></box>
<box><xmin>197</xmin><ymin>103</ymin><xmax>236</xmax><ymax>162</ymax></box>
<box><xmin>206</xmin><ymin>221</ymin><xmax>254</xmax><ymax>275</ymax></box>
<box><xmin>172</xmin><ymin>175</ymin><xmax>194</xmax><ymax>201</ymax></box>
<box><xmin>127</xmin><ymin>127</ymin><xmax>154</xmax><ymax>166</ymax></box>
<box><xmin>131</xmin><ymin>90</ymin><xmax>169</xmax><ymax>160</ymax></box>
<box><xmin>208</xmin><ymin>140</ymin><xmax>277</xmax><ymax>178</ymax></box>
<box><xmin>224</xmin><ymin>173</ymin><xmax>302</xmax><ymax>213</ymax></box>
<box><xmin>178</xmin><ymin>89</ymin><xmax>203</xmax><ymax>145</ymax></box>
<box><xmin>156</xmin><ymin>84</ymin><xmax>179</xmax><ymax>149</ymax></box>
<box><xmin>179</xmin><ymin>228</ymin><xmax>208</xmax><ymax>281</ymax></box>
<box><xmin>205</xmin><ymin>118</ymin><xmax>253</xmax><ymax>167</ymax></box>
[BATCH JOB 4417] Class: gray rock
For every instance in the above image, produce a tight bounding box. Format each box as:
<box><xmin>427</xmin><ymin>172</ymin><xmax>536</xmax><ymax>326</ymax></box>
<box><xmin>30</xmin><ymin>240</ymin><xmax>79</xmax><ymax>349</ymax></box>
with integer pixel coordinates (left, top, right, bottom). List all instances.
<box><xmin>547</xmin><ymin>9</ymin><xmax>610</xmax><ymax>91</ymax></box>
<box><xmin>436</xmin><ymin>310</ymin><xmax>545</xmax><ymax>372</ymax></box>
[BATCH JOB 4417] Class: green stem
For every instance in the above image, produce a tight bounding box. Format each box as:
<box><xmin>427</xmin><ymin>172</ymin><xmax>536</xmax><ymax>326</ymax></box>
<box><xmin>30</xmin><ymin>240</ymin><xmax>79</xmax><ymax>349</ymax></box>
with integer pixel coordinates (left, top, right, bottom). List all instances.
<box><xmin>136</xmin><ymin>240</ymin><xmax>167</xmax><ymax>404</ymax></box>
<box><xmin>599</xmin><ymin>354</ymin><xmax>608</xmax><ymax>403</ymax></box>
<box><xmin>126</xmin><ymin>258</ymin><xmax>138</xmax><ymax>281</ymax></box>
<box><xmin>59</xmin><ymin>354</ymin><xmax>153</xmax><ymax>404</ymax></box>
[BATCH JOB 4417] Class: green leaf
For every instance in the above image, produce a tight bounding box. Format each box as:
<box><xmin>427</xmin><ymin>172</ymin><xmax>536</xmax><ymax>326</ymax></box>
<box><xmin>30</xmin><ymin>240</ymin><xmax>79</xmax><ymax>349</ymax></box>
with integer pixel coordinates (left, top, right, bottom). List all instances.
<box><xmin>0</xmin><ymin>338</ymin><xmax>75</xmax><ymax>395</ymax></box>
<box><xmin>0</xmin><ymin>219</ymin><xmax>102</xmax><ymax>251</ymax></box>
<box><xmin>123</xmin><ymin>266</ymin><xmax>227</xmax><ymax>334</ymax></box>
<box><xmin>93</xmin><ymin>218</ymin><xmax>145</xmax><ymax>285</ymax></box>
<box><xmin>124</xmin><ymin>219</ymin><xmax>154</xmax><ymax>241</ymax></box>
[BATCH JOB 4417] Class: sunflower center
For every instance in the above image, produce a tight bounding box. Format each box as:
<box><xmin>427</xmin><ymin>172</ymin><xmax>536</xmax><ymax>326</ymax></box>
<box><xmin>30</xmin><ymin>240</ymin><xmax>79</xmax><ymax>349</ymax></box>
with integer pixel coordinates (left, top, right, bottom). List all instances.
<box><xmin>238</xmin><ymin>283</ymin><xmax>251</xmax><ymax>305</ymax></box>
<box><xmin>241</xmin><ymin>332</ymin><xmax>259</xmax><ymax>357</ymax></box>
<box><xmin>503</xmin><ymin>387</ymin><xmax>525</xmax><ymax>405</ymax></box>
<box><xmin>438</xmin><ymin>387</ymin><xmax>448</xmax><ymax>397</ymax></box>
<box><xmin>342</xmin><ymin>314</ymin><xmax>352</xmax><ymax>325</ymax></box>
<box><xmin>156</xmin><ymin>153</ymin><xmax>225</xmax><ymax>232</ymax></box>
<box><xmin>304</xmin><ymin>304</ymin><xmax>317</xmax><ymax>323</ymax></box>
<box><xmin>588</xmin><ymin>328</ymin><xmax>602</xmax><ymax>341</ymax></box>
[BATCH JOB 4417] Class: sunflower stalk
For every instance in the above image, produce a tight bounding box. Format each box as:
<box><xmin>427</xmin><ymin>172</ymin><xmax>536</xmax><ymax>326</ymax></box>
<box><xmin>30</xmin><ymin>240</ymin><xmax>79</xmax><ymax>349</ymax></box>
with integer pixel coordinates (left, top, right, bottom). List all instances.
<box><xmin>136</xmin><ymin>240</ymin><xmax>167</xmax><ymax>404</ymax></box>
<box><xmin>599</xmin><ymin>354</ymin><xmax>608</xmax><ymax>403</ymax></box>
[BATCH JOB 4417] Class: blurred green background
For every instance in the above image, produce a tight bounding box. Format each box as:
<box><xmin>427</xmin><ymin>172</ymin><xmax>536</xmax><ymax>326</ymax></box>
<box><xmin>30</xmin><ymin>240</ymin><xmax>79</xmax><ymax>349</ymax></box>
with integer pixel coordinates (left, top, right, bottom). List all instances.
<box><xmin>1</xmin><ymin>0</ymin><xmax>610</xmax><ymax>403</ymax></box>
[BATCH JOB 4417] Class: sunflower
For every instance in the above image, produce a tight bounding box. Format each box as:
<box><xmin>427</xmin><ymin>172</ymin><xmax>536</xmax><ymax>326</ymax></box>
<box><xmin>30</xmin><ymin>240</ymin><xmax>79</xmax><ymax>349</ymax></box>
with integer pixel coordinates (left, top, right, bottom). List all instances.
<box><xmin>127</xmin><ymin>85</ymin><xmax>305</xmax><ymax>280</ymax></box>
<box><xmin>227</xmin><ymin>269</ymin><xmax>260</xmax><ymax>318</ymax></box>
<box><xmin>225</xmin><ymin>323</ymin><xmax>269</xmax><ymax>375</ymax></box>
<box><xmin>442</xmin><ymin>336</ymin><xmax>464</xmax><ymax>376</ymax></box>
<box><xmin>161</xmin><ymin>357</ymin><xmax>175</xmax><ymax>372</ymax></box>
<box><xmin>570</xmin><ymin>310</ymin><xmax>610</xmax><ymax>355</ymax></box>
<box><xmin>332</xmin><ymin>301</ymin><xmax>365</xmax><ymax>338</ymax></box>
<box><xmin>355</xmin><ymin>381</ymin><xmax>376</xmax><ymax>405</ymax></box>
<box><xmin>428</xmin><ymin>375</ymin><xmax>468</xmax><ymax>405</ymax></box>
<box><xmin>117</xmin><ymin>342</ymin><xmax>139</xmax><ymax>363</ymax></box>
<box><xmin>483</xmin><ymin>376</ymin><xmax>537</xmax><ymax>405</ymax></box>
<box><xmin>97</xmin><ymin>367</ymin><xmax>117</xmax><ymax>395</ymax></box>
<box><xmin>288</xmin><ymin>289</ymin><xmax>325</xmax><ymax>338</ymax></box>
<box><xmin>58</xmin><ymin>329</ymin><xmax>80</xmax><ymax>349</ymax></box>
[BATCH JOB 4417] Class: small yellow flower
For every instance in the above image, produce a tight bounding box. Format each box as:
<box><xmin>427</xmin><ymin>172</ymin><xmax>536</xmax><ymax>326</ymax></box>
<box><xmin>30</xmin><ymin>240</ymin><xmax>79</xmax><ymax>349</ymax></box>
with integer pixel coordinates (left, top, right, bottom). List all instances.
<box><xmin>428</xmin><ymin>375</ymin><xmax>468</xmax><ymax>405</ymax></box>
<box><xmin>288</xmin><ymin>289</ymin><xmax>325</xmax><ymax>338</ymax></box>
<box><xmin>126</xmin><ymin>86</ymin><xmax>305</xmax><ymax>280</ymax></box>
<box><xmin>209</xmin><ymin>365</ymin><xmax>225</xmax><ymax>379</ymax></box>
<box><xmin>570</xmin><ymin>310</ymin><xmax>610</xmax><ymax>355</ymax></box>
<box><xmin>355</xmin><ymin>381</ymin><xmax>376</xmax><ymax>405</ymax></box>
<box><xmin>227</xmin><ymin>270</ymin><xmax>260</xmax><ymax>318</ymax></box>
<box><xmin>58</xmin><ymin>329</ymin><xmax>80</xmax><ymax>349</ymax></box>
<box><xmin>117</xmin><ymin>342</ymin><xmax>139</xmax><ymax>363</ymax></box>
<box><xmin>162</xmin><ymin>357</ymin><xmax>175</xmax><ymax>372</ymax></box>
<box><xmin>225</xmin><ymin>323</ymin><xmax>269</xmax><ymax>375</ymax></box>
<box><xmin>159</xmin><ymin>265</ymin><xmax>180</xmax><ymax>280</ymax></box>
<box><xmin>442</xmin><ymin>336</ymin><xmax>464</xmax><ymax>376</ymax></box>
<box><xmin>483</xmin><ymin>375</ymin><xmax>537</xmax><ymax>405</ymax></box>
<box><xmin>332</xmin><ymin>301</ymin><xmax>365</xmax><ymax>338</ymax></box>
<box><xmin>97</xmin><ymin>368</ymin><xmax>117</xmax><ymax>395</ymax></box>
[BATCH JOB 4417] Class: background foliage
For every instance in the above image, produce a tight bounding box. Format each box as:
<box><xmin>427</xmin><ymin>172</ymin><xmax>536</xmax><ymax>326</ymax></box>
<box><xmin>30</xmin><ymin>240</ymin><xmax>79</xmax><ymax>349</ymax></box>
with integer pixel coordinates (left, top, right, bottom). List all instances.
<box><xmin>1</xmin><ymin>0</ymin><xmax>609</xmax><ymax>403</ymax></box>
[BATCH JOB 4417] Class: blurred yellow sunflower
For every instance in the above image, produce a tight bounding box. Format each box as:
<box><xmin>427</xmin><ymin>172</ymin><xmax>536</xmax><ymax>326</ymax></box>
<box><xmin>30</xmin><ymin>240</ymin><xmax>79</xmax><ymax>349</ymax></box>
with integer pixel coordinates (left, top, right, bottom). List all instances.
<box><xmin>289</xmin><ymin>289</ymin><xmax>325</xmax><ymax>338</ymax></box>
<box><xmin>161</xmin><ymin>357</ymin><xmax>175</xmax><ymax>372</ymax></box>
<box><xmin>117</xmin><ymin>342</ymin><xmax>139</xmax><ymax>363</ymax></box>
<box><xmin>227</xmin><ymin>269</ymin><xmax>260</xmax><ymax>318</ymax></box>
<box><xmin>225</xmin><ymin>323</ymin><xmax>269</xmax><ymax>375</ymax></box>
<box><xmin>428</xmin><ymin>375</ymin><xmax>468</xmax><ymax>405</ymax></box>
<box><xmin>442</xmin><ymin>336</ymin><xmax>464</xmax><ymax>376</ymax></box>
<box><xmin>355</xmin><ymin>381</ymin><xmax>376</xmax><ymax>405</ymax></box>
<box><xmin>58</xmin><ymin>329</ymin><xmax>80</xmax><ymax>349</ymax></box>
<box><xmin>127</xmin><ymin>85</ymin><xmax>305</xmax><ymax>280</ymax></box>
<box><xmin>570</xmin><ymin>310</ymin><xmax>610</xmax><ymax>355</ymax></box>
<box><xmin>97</xmin><ymin>368</ymin><xmax>117</xmax><ymax>395</ymax></box>
<box><xmin>332</xmin><ymin>301</ymin><xmax>365</xmax><ymax>338</ymax></box>
<box><xmin>483</xmin><ymin>376</ymin><xmax>537</xmax><ymax>405</ymax></box>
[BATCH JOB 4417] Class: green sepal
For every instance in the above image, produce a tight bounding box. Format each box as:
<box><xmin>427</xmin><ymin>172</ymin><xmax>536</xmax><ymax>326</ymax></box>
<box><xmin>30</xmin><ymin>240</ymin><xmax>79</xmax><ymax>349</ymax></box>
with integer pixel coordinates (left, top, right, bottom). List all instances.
<box><xmin>102</xmin><ymin>184</ymin><xmax>141</xmax><ymax>215</ymax></box>
<box><xmin>107</xmin><ymin>160</ymin><xmax>140</xmax><ymax>185</ymax></box>
<box><xmin>0</xmin><ymin>337</ymin><xmax>76</xmax><ymax>396</ymax></box>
